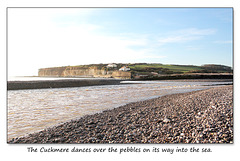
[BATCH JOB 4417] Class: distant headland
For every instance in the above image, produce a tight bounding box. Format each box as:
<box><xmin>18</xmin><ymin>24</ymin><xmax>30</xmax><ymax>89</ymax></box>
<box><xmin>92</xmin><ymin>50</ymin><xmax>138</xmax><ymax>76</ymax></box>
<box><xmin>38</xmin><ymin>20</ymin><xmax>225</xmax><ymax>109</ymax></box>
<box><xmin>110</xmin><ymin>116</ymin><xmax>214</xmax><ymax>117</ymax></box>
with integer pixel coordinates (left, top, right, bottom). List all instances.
<box><xmin>38</xmin><ymin>63</ymin><xmax>233</xmax><ymax>80</ymax></box>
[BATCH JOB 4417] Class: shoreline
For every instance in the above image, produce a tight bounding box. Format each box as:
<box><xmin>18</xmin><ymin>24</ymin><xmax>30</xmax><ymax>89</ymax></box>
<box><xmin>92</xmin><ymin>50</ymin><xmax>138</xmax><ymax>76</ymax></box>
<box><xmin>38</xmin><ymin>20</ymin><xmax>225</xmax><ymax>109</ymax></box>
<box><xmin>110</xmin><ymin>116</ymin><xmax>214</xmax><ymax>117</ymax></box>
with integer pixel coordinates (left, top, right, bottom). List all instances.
<box><xmin>8</xmin><ymin>85</ymin><xmax>233</xmax><ymax>143</ymax></box>
<box><xmin>7</xmin><ymin>78</ymin><xmax>232</xmax><ymax>90</ymax></box>
<box><xmin>7</xmin><ymin>79</ymin><xmax>126</xmax><ymax>90</ymax></box>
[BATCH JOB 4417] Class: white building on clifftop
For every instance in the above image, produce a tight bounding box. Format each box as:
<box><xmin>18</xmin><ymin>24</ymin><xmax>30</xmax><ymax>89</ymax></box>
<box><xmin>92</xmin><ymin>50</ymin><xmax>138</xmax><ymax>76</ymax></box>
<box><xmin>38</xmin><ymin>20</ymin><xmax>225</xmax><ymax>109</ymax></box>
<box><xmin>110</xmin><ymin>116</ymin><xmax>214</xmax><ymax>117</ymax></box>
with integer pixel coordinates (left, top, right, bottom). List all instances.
<box><xmin>119</xmin><ymin>66</ymin><xmax>130</xmax><ymax>72</ymax></box>
<box><xmin>107</xmin><ymin>63</ymin><xmax>117</xmax><ymax>68</ymax></box>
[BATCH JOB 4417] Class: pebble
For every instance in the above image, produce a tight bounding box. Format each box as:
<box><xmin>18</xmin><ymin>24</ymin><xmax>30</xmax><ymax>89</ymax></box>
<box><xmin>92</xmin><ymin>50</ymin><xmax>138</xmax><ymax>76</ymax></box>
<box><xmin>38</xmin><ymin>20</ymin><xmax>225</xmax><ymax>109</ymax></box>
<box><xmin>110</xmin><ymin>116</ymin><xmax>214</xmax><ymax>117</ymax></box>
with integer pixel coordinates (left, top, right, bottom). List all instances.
<box><xmin>8</xmin><ymin>85</ymin><xmax>233</xmax><ymax>144</ymax></box>
<box><xmin>163</xmin><ymin>118</ymin><xmax>171</xmax><ymax>123</ymax></box>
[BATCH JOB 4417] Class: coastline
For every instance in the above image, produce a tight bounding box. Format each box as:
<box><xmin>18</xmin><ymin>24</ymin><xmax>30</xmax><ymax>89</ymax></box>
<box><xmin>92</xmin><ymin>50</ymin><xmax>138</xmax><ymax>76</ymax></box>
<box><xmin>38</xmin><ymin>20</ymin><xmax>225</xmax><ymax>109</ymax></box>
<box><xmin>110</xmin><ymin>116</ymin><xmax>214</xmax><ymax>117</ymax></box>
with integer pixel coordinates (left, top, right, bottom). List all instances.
<box><xmin>7</xmin><ymin>79</ymin><xmax>125</xmax><ymax>90</ymax></box>
<box><xmin>7</xmin><ymin>78</ymin><xmax>232</xmax><ymax>90</ymax></box>
<box><xmin>8</xmin><ymin>85</ymin><xmax>233</xmax><ymax>144</ymax></box>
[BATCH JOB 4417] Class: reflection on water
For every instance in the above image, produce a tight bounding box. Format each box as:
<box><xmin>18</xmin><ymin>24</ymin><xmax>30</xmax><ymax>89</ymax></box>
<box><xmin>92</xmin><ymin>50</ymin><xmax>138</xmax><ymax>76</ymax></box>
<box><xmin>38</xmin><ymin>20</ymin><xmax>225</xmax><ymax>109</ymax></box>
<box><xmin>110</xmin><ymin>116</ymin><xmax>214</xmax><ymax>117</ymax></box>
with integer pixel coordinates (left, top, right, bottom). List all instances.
<box><xmin>7</xmin><ymin>80</ymin><xmax>231</xmax><ymax>140</ymax></box>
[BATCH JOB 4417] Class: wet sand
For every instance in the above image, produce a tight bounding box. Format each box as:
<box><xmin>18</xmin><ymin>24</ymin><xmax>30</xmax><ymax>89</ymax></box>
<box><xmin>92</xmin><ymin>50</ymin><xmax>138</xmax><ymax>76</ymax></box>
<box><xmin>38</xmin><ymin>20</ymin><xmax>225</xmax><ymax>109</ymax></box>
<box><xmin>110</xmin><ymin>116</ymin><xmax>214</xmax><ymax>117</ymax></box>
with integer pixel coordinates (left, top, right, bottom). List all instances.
<box><xmin>8</xmin><ymin>85</ymin><xmax>233</xmax><ymax>144</ymax></box>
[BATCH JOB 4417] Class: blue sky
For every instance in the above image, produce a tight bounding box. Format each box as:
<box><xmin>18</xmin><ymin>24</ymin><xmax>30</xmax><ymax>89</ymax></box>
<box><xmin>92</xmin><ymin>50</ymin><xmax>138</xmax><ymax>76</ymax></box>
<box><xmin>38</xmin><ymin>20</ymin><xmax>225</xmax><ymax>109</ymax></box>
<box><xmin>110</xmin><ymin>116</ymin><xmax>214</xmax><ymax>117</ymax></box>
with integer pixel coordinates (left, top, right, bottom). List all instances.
<box><xmin>8</xmin><ymin>8</ymin><xmax>233</xmax><ymax>76</ymax></box>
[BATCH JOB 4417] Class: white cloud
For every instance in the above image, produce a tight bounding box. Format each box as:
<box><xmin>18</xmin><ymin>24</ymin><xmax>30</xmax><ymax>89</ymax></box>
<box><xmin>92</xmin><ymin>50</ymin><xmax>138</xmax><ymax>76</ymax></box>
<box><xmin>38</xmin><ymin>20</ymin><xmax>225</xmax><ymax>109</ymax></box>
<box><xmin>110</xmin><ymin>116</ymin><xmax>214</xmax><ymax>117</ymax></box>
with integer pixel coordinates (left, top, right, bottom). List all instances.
<box><xmin>158</xmin><ymin>28</ymin><xmax>216</xmax><ymax>45</ymax></box>
<box><xmin>158</xmin><ymin>35</ymin><xmax>201</xmax><ymax>43</ymax></box>
<box><xmin>176</xmin><ymin>28</ymin><xmax>216</xmax><ymax>35</ymax></box>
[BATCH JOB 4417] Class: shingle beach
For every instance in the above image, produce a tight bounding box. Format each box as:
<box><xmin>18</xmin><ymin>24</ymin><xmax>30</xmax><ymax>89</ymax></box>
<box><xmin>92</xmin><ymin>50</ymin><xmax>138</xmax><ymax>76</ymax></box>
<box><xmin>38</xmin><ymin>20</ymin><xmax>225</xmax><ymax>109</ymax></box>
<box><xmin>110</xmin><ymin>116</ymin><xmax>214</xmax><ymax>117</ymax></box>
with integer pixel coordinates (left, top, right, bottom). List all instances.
<box><xmin>8</xmin><ymin>85</ymin><xmax>233</xmax><ymax>144</ymax></box>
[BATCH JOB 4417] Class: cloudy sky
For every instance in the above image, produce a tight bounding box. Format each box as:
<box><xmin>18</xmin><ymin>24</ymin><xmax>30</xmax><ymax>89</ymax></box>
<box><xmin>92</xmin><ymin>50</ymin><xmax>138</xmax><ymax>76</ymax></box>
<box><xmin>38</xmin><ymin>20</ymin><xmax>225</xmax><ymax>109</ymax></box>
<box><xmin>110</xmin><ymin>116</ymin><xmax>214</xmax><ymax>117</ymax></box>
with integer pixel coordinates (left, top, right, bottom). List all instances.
<box><xmin>8</xmin><ymin>8</ymin><xmax>233</xmax><ymax>76</ymax></box>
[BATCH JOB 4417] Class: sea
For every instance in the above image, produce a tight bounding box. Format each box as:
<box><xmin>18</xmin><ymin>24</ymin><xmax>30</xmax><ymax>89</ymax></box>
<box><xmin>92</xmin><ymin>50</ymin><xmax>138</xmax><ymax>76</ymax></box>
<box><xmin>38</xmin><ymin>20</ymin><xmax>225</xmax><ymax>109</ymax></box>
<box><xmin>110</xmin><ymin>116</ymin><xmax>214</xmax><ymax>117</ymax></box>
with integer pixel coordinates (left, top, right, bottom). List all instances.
<box><xmin>7</xmin><ymin>76</ymin><xmax>232</xmax><ymax>140</ymax></box>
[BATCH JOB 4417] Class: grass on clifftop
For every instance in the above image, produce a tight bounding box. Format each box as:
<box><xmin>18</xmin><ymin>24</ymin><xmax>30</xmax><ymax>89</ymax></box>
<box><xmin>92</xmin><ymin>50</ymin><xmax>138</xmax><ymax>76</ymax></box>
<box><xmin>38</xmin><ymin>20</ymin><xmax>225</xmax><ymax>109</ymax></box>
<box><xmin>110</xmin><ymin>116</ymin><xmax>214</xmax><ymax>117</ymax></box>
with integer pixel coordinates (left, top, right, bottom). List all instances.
<box><xmin>128</xmin><ymin>64</ymin><xmax>203</xmax><ymax>74</ymax></box>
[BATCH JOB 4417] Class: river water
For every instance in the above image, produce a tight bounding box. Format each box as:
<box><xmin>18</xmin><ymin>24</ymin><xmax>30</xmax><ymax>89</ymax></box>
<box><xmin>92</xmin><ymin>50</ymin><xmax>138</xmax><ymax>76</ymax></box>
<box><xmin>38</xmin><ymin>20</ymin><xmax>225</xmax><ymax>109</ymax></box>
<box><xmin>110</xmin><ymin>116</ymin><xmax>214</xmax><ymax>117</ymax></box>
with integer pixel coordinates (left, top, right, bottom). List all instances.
<box><xmin>7</xmin><ymin>79</ymin><xmax>232</xmax><ymax>140</ymax></box>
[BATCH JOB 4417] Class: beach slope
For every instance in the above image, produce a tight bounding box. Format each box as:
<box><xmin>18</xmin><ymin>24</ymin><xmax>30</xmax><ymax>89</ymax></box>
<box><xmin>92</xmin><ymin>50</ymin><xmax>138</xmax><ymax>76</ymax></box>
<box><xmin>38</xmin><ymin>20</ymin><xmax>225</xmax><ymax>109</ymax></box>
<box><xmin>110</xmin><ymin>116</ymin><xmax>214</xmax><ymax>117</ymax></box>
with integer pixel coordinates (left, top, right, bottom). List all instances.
<box><xmin>8</xmin><ymin>85</ymin><xmax>233</xmax><ymax>144</ymax></box>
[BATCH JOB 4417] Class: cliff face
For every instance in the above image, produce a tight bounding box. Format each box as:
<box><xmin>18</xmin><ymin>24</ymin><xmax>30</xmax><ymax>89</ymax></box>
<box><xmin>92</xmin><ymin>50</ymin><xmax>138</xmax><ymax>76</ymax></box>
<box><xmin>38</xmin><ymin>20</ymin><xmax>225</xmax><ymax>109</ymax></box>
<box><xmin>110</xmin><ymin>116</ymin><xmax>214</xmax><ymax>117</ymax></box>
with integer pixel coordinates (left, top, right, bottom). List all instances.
<box><xmin>112</xmin><ymin>71</ymin><xmax>132</xmax><ymax>79</ymax></box>
<box><xmin>38</xmin><ymin>67</ymin><xmax>66</xmax><ymax>77</ymax></box>
<box><xmin>62</xmin><ymin>66</ymin><xmax>108</xmax><ymax>77</ymax></box>
<box><xmin>38</xmin><ymin>66</ymin><xmax>131</xmax><ymax>79</ymax></box>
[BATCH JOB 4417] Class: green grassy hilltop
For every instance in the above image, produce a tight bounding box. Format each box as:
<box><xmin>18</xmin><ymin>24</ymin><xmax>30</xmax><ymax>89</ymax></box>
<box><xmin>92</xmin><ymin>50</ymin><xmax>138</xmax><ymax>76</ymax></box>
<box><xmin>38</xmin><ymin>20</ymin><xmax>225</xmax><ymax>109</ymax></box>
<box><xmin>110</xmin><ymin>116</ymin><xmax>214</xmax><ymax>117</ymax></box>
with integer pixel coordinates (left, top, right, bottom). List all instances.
<box><xmin>128</xmin><ymin>63</ymin><xmax>232</xmax><ymax>75</ymax></box>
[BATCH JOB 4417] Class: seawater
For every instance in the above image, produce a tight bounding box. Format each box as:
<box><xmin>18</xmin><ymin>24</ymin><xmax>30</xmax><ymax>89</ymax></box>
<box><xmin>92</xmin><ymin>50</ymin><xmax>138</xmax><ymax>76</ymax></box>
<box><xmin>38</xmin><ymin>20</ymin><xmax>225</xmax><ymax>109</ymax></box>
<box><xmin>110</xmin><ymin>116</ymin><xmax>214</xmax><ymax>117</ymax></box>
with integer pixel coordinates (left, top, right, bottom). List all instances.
<box><xmin>7</xmin><ymin>80</ymin><xmax>231</xmax><ymax>140</ymax></box>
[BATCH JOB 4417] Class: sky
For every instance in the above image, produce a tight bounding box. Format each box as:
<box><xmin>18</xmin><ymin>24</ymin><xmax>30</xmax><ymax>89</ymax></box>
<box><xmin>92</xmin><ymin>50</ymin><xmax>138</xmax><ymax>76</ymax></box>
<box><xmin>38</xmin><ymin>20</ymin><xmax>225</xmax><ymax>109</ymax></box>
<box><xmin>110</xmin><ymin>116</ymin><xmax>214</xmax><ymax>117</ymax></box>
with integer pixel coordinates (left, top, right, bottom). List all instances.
<box><xmin>8</xmin><ymin>8</ymin><xmax>233</xmax><ymax>76</ymax></box>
